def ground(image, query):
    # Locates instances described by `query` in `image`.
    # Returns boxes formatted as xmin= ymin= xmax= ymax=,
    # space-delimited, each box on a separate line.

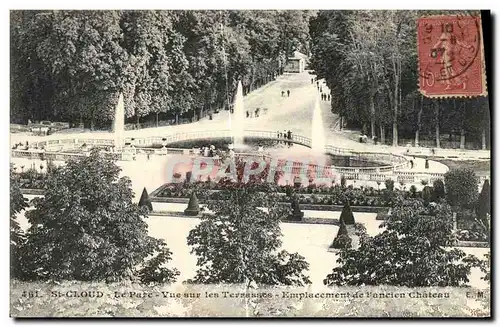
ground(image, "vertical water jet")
xmin=114 ymin=93 xmax=125 ymax=149
xmin=231 ymin=81 xmax=245 ymax=149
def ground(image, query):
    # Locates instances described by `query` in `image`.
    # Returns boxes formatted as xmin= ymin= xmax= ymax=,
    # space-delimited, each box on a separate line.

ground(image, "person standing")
xmin=425 ymin=159 xmax=429 ymax=169
xmin=281 ymin=90 xmax=285 ymax=97
xmin=287 ymin=130 xmax=292 ymax=146
xmin=287 ymin=90 xmax=290 ymax=97
xmin=311 ymin=78 xmax=314 ymax=84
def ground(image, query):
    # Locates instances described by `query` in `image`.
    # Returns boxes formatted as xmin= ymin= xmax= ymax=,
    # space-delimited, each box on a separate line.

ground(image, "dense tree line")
xmin=10 ymin=10 xmax=312 ymax=128
xmin=309 ymin=10 xmax=490 ymax=149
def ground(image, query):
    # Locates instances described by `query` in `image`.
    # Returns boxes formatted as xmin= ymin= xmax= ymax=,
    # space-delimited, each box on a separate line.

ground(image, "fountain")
xmin=311 ymin=94 xmax=326 ymax=155
xmin=231 ymin=81 xmax=245 ymax=149
xmin=114 ymin=93 xmax=125 ymax=149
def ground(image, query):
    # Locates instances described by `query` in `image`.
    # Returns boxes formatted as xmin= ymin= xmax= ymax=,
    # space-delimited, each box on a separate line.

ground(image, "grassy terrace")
xmin=435 ymin=160 xmax=490 ymax=177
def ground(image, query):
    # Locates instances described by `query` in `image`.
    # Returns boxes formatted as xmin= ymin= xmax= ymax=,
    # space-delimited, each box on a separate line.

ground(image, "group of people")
xmin=12 ymin=141 xmax=45 ymax=152
xmin=407 ymin=158 xmax=430 ymax=170
xmin=246 ymin=108 xmax=262 ymax=118
xmin=320 ymin=93 xmax=330 ymax=101
xmin=12 ymin=141 xmax=30 ymax=150
xmin=312 ymin=77 xmax=331 ymax=101
xmin=358 ymin=134 xmax=369 ymax=143
xmin=357 ymin=134 xmax=381 ymax=145
xmin=281 ymin=90 xmax=291 ymax=97
xmin=199 ymin=144 xmax=218 ymax=158
xmin=315 ymin=81 xmax=323 ymax=93
xmin=277 ymin=130 xmax=293 ymax=147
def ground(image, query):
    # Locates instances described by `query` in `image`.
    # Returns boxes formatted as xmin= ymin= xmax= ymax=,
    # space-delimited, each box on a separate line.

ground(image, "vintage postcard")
xmin=10 ymin=9 xmax=491 ymax=318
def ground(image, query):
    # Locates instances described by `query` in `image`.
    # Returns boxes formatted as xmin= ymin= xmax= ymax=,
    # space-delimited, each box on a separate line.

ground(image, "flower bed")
xmin=13 ymin=169 xmax=46 ymax=189
xmin=151 ymin=182 xmax=412 ymax=208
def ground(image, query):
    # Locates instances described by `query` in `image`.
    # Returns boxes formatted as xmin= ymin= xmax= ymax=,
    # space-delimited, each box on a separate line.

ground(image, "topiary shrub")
xmin=288 ymin=198 xmax=304 ymax=221
xmin=185 ymin=171 xmax=192 ymax=184
xmin=422 ymin=186 xmax=433 ymax=204
xmin=184 ymin=192 xmax=200 ymax=216
xmin=432 ymin=179 xmax=445 ymax=201
xmin=330 ymin=220 xmax=352 ymax=249
xmin=385 ymin=179 xmax=394 ymax=191
xmin=341 ymin=175 xmax=346 ymax=188
xmin=138 ymin=187 xmax=153 ymax=212
xmin=340 ymin=202 xmax=355 ymax=225
xmin=409 ymin=185 xmax=417 ymax=198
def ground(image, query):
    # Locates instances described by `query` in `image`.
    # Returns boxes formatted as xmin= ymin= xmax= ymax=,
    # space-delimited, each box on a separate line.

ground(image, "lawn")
xmin=436 ymin=160 xmax=490 ymax=176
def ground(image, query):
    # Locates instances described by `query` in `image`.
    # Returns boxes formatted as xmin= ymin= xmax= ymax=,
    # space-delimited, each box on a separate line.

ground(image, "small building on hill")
xmin=284 ymin=51 xmax=308 ymax=73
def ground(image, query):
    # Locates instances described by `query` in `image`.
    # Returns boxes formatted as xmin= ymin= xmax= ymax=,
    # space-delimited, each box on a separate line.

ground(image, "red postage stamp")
xmin=417 ymin=14 xmax=487 ymax=97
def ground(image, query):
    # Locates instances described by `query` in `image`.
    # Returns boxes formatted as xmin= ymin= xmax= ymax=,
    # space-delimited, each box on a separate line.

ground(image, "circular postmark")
xmin=418 ymin=12 xmax=482 ymax=86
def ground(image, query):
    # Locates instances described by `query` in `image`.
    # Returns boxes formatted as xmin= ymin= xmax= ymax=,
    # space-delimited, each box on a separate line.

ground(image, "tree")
xmin=187 ymin=185 xmax=311 ymax=286
xmin=20 ymin=149 xmax=179 ymax=283
xmin=11 ymin=10 xmax=313 ymax=129
xmin=309 ymin=11 xmax=489 ymax=149
xmin=10 ymin=165 xmax=28 ymax=278
xmin=475 ymin=179 xmax=491 ymax=237
xmin=444 ymin=168 xmax=479 ymax=209
xmin=324 ymin=199 xmax=483 ymax=286
xmin=138 ymin=187 xmax=153 ymax=212
xmin=477 ymin=179 xmax=490 ymax=220
xmin=330 ymin=219 xmax=352 ymax=249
